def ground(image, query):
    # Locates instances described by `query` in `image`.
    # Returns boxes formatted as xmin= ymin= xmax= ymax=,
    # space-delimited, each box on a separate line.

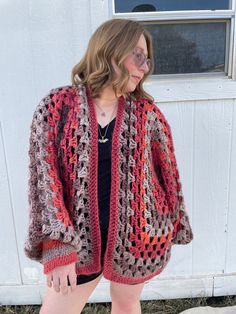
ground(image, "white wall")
xmin=0 ymin=0 xmax=236 ymax=305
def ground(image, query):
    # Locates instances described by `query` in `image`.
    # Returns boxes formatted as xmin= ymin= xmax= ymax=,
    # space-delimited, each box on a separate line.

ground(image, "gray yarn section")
xmin=41 ymin=243 xmax=76 ymax=265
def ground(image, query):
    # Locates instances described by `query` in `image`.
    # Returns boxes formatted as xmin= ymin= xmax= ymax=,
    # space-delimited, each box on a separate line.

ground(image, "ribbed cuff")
xmin=42 ymin=240 xmax=79 ymax=274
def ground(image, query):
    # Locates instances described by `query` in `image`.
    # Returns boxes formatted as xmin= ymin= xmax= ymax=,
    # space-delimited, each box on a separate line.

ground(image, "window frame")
xmin=111 ymin=0 xmax=236 ymax=88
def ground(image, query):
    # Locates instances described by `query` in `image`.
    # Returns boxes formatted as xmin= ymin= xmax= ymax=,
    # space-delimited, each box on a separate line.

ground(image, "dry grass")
xmin=0 ymin=296 xmax=236 ymax=314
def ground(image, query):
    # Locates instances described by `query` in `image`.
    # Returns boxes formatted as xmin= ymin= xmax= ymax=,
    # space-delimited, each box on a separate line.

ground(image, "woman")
xmin=24 ymin=18 xmax=193 ymax=314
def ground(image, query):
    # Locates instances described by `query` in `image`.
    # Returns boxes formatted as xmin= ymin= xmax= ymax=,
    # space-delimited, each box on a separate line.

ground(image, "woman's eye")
xmin=136 ymin=53 xmax=143 ymax=61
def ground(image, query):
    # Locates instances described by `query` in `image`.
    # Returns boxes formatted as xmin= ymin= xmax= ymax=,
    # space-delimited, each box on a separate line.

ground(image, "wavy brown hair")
xmin=71 ymin=18 xmax=154 ymax=101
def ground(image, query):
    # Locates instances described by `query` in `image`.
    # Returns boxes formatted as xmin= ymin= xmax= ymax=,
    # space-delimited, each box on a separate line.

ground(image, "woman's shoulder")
xmin=34 ymin=84 xmax=86 ymax=114
xmin=134 ymin=96 xmax=169 ymax=127
xmin=43 ymin=84 xmax=81 ymax=102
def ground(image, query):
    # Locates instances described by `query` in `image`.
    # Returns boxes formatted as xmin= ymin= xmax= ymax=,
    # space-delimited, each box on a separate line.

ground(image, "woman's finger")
xmin=59 ymin=274 xmax=69 ymax=295
xmin=68 ymin=269 xmax=77 ymax=292
xmin=46 ymin=273 xmax=53 ymax=288
xmin=52 ymin=273 xmax=60 ymax=293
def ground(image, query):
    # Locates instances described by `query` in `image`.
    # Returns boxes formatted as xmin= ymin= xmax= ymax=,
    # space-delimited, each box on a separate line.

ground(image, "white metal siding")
xmin=0 ymin=0 xmax=236 ymax=305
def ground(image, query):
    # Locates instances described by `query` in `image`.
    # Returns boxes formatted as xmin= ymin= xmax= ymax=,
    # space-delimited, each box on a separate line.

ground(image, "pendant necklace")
xmin=95 ymin=100 xmax=118 ymax=144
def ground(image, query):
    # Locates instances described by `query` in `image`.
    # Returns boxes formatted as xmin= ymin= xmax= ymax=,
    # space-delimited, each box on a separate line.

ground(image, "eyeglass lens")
xmin=133 ymin=51 xmax=151 ymax=70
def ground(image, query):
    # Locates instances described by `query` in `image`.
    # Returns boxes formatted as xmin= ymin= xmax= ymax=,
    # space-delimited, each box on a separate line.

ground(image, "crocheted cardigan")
xmin=24 ymin=84 xmax=193 ymax=285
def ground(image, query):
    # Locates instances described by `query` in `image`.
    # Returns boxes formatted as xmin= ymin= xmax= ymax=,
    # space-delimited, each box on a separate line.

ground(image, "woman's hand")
xmin=46 ymin=262 xmax=77 ymax=294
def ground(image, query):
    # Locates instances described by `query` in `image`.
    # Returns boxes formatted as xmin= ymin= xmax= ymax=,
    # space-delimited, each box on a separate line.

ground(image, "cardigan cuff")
xmin=42 ymin=239 xmax=79 ymax=274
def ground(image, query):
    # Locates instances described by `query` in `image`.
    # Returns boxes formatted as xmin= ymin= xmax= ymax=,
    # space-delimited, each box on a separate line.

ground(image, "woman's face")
xmin=112 ymin=33 xmax=150 ymax=94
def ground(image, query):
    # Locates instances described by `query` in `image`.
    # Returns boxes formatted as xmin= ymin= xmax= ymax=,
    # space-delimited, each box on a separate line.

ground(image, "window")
xmin=113 ymin=1 xmax=235 ymax=78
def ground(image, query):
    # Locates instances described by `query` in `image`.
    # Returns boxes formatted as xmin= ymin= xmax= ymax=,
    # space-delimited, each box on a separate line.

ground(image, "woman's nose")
xmin=139 ymin=61 xmax=149 ymax=74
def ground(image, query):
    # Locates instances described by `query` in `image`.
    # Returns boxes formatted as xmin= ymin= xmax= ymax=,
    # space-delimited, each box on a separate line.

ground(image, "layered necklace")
xmin=95 ymin=100 xmax=118 ymax=144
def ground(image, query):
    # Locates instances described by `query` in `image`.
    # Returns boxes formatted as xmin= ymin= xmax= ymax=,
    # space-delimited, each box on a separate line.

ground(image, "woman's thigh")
xmin=40 ymin=273 xmax=103 ymax=314
xmin=110 ymin=281 xmax=146 ymax=304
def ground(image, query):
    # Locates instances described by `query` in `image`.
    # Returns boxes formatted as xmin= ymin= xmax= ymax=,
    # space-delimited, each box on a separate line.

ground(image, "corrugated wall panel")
xmin=192 ymin=99 xmax=233 ymax=275
xmin=0 ymin=122 xmax=21 ymax=285
xmin=226 ymin=99 xmax=236 ymax=274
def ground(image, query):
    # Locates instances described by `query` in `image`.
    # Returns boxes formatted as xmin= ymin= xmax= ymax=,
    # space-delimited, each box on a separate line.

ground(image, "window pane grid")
xmin=144 ymin=21 xmax=227 ymax=75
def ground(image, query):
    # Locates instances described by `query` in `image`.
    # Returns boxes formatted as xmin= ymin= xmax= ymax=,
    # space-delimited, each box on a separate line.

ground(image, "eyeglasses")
xmin=132 ymin=49 xmax=152 ymax=72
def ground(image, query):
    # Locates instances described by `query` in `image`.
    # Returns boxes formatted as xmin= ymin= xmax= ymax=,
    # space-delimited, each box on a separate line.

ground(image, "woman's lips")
xmin=131 ymin=75 xmax=141 ymax=83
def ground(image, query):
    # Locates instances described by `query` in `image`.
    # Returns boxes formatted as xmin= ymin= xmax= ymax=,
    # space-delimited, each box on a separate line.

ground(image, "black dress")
xmin=68 ymin=117 xmax=116 ymax=286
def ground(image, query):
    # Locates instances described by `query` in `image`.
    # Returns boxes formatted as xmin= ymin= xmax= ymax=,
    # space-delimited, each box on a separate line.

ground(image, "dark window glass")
xmin=114 ymin=0 xmax=230 ymax=13
xmin=144 ymin=22 xmax=226 ymax=75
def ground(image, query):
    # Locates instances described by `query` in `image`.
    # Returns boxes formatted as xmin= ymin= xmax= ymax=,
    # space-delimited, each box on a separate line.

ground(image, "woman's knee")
xmin=110 ymin=281 xmax=145 ymax=305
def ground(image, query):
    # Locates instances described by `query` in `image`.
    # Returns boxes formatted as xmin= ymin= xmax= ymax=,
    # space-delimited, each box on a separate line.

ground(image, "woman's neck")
xmin=95 ymin=86 xmax=122 ymax=108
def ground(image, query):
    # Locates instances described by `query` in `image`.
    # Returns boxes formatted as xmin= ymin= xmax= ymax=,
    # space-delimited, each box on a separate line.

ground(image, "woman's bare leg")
xmin=110 ymin=281 xmax=145 ymax=314
xmin=39 ymin=273 xmax=103 ymax=314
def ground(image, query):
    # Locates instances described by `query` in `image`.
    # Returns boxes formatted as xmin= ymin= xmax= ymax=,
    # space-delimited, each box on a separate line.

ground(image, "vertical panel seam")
xmin=224 ymin=98 xmax=235 ymax=273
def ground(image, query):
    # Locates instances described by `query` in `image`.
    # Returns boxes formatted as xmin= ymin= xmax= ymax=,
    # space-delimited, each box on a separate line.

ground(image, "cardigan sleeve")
xmin=24 ymin=89 xmax=79 ymax=274
xmin=151 ymin=104 xmax=194 ymax=245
